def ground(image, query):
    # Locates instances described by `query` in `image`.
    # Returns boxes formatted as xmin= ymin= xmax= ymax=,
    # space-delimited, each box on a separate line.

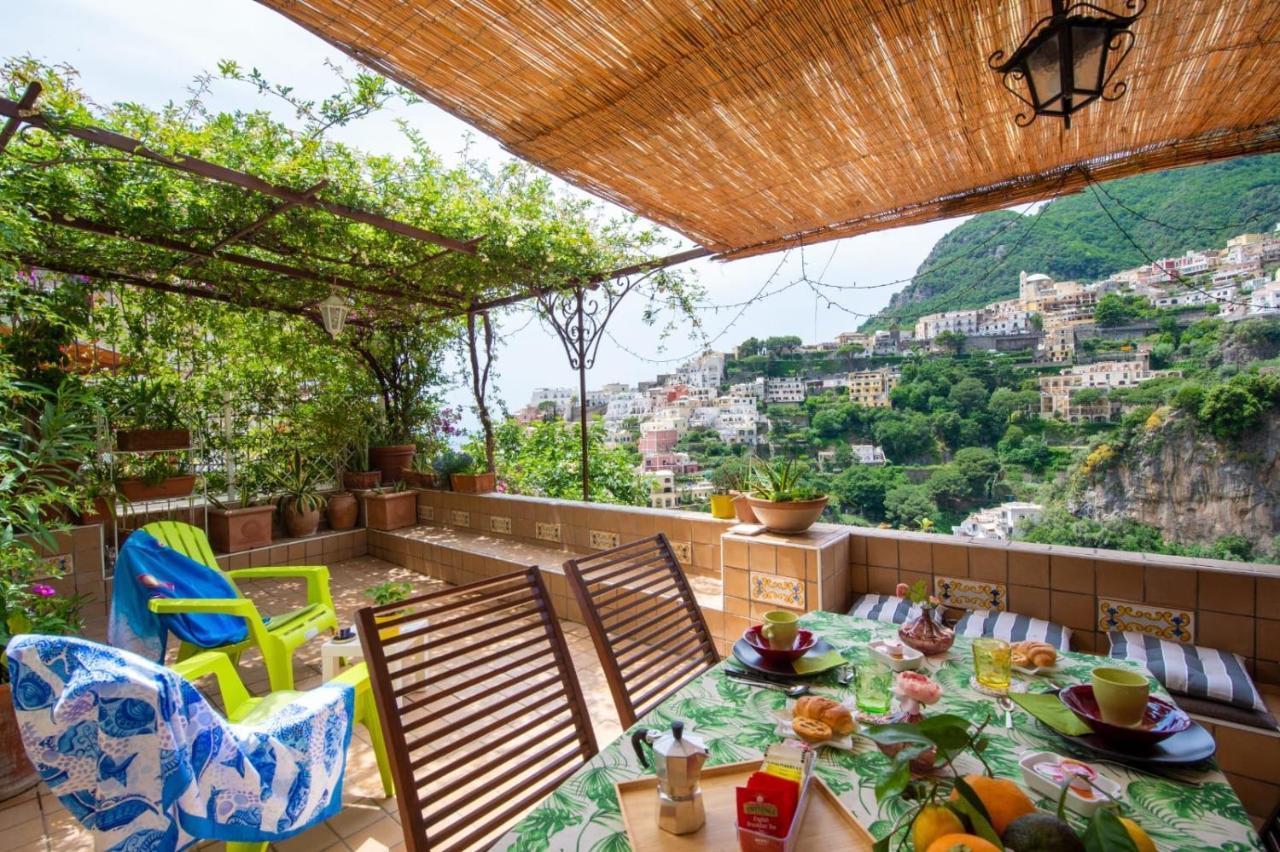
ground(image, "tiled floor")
xmin=3 ymin=555 xmax=622 ymax=852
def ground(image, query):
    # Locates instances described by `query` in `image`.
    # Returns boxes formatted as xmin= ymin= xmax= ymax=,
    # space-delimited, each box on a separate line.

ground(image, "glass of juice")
xmin=973 ymin=637 xmax=1013 ymax=691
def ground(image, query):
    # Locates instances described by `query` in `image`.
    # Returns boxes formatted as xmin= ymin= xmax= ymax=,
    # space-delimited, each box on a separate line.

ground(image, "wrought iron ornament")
xmin=990 ymin=0 xmax=1145 ymax=128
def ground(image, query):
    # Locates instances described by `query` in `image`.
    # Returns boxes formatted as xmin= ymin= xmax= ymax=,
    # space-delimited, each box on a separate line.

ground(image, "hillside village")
xmin=517 ymin=226 xmax=1280 ymax=543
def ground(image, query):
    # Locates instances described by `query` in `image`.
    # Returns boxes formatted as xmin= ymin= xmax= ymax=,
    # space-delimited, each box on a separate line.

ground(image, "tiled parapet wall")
xmin=847 ymin=526 xmax=1280 ymax=687
xmin=412 ymin=489 xmax=732 ymax=577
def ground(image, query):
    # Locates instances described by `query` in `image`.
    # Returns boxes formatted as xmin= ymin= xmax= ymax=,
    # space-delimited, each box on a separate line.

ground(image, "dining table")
xmin=492 ymin=610 xmax=1261 ymax=851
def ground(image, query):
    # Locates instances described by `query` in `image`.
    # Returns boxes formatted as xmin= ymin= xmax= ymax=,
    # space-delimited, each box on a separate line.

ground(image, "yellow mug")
xmin=1092 ymin=666 xmax=1150 ymax=727
xmin=761 ymin=610 xmax=799 ymax=650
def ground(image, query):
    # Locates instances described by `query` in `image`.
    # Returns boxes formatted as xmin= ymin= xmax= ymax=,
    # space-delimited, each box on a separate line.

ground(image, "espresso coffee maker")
xmin=631 ymin=720 xmax=709 ymax=835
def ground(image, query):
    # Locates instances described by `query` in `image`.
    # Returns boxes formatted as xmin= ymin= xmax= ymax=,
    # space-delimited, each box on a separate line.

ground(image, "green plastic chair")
xmin=141 ymin=520 xmax=338 ymax=691
xmin=170 ymin=650 xmax=394 ymax=852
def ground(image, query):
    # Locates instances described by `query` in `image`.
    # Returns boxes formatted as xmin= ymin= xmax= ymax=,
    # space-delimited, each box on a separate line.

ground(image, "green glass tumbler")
xmin=855 ymin=662 xmax=893 ymax=714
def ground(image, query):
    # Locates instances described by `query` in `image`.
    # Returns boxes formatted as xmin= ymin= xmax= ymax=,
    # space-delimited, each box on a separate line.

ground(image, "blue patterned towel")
xmin=6 ymin=635 xmax=353 ymax=850
xmin=108 ymin=529 xmax=248 ymax=661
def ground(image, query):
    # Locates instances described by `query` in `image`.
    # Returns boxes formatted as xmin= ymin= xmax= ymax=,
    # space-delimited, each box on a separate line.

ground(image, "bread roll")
xmin=791 ymin=716 xmax=832 ymax=743
xmin=794 ymin=695 xmax=855 ymax=736
xmin=1011 ymin=640 xmax=1057 ymax=668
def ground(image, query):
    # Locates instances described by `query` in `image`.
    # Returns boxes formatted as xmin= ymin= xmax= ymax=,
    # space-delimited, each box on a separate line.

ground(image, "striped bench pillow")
xmin=848 ymin=593 xmax=941 ymax=625
xmin=955 ymin=609 xmax=1072 ymax=651
xmin=1107 ymin=630 xmax=1266 ymax=713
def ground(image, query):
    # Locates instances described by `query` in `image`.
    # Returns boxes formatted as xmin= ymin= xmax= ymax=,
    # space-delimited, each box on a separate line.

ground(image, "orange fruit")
xmin=925 ymin=834 xmax=1002 ymax=852
xmin=1120 ymin=817 xmax=1157 ymax=852
xmin=948 ymin=774 xmax=1036 ymax=835
xmin=912 ymin=804 xmax=965 ymax=851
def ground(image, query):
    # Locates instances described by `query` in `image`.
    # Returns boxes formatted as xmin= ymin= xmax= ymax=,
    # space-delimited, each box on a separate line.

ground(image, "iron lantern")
xmin=990 ymin=0 xmax=1144 ymax=128
xmin=318 ymin=291 xmax=352 ymax=337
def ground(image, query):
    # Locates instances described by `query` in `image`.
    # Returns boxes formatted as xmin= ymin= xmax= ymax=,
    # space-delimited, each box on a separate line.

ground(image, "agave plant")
xmin=749 ymin=456 xmax=819 ymax=503
xmin=271 ymin=451 xmax=327 ymax=515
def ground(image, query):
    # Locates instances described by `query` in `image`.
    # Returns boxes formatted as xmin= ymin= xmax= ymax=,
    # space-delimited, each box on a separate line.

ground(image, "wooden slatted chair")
xmin=564 ymin=533 xmax=720 ymax=728
xmin=358 ymin=566 xmax=598 ymax=851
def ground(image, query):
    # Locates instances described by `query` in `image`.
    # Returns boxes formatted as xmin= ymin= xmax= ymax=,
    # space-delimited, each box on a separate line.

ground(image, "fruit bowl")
xmin=742 ymin=626 xmax=816 ymax=664
xmin=1059 ymin=684 xmax=1192 ymax=746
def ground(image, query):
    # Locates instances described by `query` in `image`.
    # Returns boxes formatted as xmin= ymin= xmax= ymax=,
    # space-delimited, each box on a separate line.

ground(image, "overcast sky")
xmin=9 ymin=0 xmax=972 ymax=421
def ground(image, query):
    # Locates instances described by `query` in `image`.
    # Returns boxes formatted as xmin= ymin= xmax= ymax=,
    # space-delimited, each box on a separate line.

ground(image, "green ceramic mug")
xmin=1092 ymin=666 xmax=1150 ymax=727
xmin=761 ymin=610 xmax=799 ymax=650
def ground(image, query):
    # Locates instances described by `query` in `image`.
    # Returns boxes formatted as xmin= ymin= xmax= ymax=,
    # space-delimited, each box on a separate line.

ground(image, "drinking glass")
xmin=973 ymin=638 xmax=1012 ymax=691
xmin=855 ymin=662 xmax=893 ymax=714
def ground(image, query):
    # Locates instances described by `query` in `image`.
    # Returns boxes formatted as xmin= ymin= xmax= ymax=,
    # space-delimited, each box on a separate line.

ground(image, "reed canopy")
xmin=259 ymin=0 xmax=1280 ymax=258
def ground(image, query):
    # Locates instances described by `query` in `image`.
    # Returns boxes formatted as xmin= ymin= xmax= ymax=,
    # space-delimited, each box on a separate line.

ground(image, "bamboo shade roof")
xmin=258 ymin=0 xmax=1280 ymax=258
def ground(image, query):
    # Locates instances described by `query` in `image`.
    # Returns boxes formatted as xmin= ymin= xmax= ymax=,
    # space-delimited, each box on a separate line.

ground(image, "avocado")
xmin=1002 ymin=811 xmax=1086 ymax=852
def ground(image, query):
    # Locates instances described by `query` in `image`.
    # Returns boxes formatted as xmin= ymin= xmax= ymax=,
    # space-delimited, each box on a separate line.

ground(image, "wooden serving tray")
xmin=615 ymin=760 xmax=875 ymax=851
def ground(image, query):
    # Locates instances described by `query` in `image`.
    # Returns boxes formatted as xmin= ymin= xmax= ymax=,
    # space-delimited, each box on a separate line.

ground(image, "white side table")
xmin=320 ymin=621 xmax=429 ymax=687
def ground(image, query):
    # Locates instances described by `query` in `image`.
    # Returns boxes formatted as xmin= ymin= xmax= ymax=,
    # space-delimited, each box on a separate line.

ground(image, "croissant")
xmin=794 ymin=695 xmax=856 ymax=735
xmin=1011 ymin=641 xmax=1057 ymax=668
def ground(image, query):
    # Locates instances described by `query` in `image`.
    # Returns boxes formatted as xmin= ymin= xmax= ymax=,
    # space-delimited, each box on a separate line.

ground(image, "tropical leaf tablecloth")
xmin=493 ymin=611 xmax=1260 ymax=851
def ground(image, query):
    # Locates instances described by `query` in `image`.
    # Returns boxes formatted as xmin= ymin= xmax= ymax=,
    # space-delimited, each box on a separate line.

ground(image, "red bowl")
xmin=743 ymin=626 xmax=816 ymax=663
xmin=1059 ymin=684 xmax=1192 ymax=746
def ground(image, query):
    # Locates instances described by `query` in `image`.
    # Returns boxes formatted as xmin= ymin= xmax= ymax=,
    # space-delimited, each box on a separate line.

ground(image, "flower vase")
xmin=898 ymin=608 xmax=954 ymax=655
xmin=876 ymin=707 xmax=938 ymax=773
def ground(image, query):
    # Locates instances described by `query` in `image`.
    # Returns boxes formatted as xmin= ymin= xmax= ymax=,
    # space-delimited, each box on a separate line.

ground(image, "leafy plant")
xmin=409 ymin=453 xmax=436 ymax=475
xmin=749 ymin=457 xmax=822 ymax=502
xmin=433 ymin=449 xmax=474 ymax=479
xmin=209 ymin=458 xmax=270 ymax=510
xmin=270 ymin=451 xmax=327 ymax=515
xmin=118 ymin=453 xmax=189 ymax=486
xmin=364 ymin=580 xmax=412 ymax=606
xmin=106 ymin=376 xmax=186 ymax=431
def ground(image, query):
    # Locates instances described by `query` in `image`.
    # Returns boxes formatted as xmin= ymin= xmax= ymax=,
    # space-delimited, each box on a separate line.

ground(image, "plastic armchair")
xmin=141 ymin=521 xmax=338 ymax=690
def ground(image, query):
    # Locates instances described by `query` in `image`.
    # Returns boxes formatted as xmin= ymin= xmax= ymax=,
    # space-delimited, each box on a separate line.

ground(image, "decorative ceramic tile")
xmin=490 ymin=515 xmax=512 ymax=535
xmin=449 ymin=510 xmax=470 ymax=528
xmin=750 ymin=571 xmax=805 ymax=609
xmin=671 ymin=541 xmax=692 ymax=564
xmin=590 ymin=530 xmax=620 ymax=550
xmin=934 ymin=576 xmax=1006 ymax=612
xmin=41 ymin=554 xmax=73 ymax=575
xmin=418 ymin=505 xmax=434 ymax=522
xmin=536 ymin=522 xmax=562 ymax=544
xmin=1098 ymin=598 xmax=1194 ymax=643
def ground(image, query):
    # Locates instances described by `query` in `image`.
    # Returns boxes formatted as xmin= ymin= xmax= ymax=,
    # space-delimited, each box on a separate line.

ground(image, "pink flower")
xmin=894 ymin=582 xmax=910 ymax=598
xmin=927 ymin=595 xmax=941 ymax=608
xmin=894 ymin=671 xmax=943 ymax=706
xmin=31 ymin=584 xmax=56 ymax=598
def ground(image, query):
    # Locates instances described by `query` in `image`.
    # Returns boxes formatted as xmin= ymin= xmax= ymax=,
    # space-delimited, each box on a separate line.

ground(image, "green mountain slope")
xmin=862 ymin=155 xmax=1280 ymax=330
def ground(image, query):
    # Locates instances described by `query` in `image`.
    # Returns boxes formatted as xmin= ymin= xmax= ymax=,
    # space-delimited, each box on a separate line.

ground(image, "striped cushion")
xmin=1108 ymin=631 xmax=1266 ymax=713
xmin=848 ymin=594 xmax=941 ymax=625
xmin=955 ymin=609 xmax=1071 ymax=650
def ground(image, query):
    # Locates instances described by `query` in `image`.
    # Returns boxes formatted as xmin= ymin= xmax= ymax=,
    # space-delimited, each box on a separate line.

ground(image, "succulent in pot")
xmin=710 ymin=458 xmax=752 ymax=522
xmin=115 ymin=453 xmax=196 ymax=502
xmin=401 ymin=454 xmax=436 ymax=489
xmin=207 ymin=465 xmax=274 ymax=553
xmin=369 ymin=423 xmax=416 ymax=486
xmin=745 ymin=457 xmax=827 ymax=534
xmin=272 ymin=452 xmax=326 ymax=539
xmin=363 ymin=481 xmax=418 ymax=530
xmin=109 ymin=377 xmax=190 ymax=451
xmin=341 ymin=435 xmax=382 ymax=491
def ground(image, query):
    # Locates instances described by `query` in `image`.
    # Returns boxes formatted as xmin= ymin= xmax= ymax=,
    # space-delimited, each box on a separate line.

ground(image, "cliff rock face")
xmin=1074 ymin=413 xmax=1280 ymax=547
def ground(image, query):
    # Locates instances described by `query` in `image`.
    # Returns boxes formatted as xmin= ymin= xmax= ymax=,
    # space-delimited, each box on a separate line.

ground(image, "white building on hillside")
xmin=529 ymin=387 xmax=577 ymax=420
xmin=954 ymin=502 xmax=1043 ymax=540
xmin=915 ymin=309 xmax=981 ymax=339
xmin=765 ymin=377 xmax=806 ymax=403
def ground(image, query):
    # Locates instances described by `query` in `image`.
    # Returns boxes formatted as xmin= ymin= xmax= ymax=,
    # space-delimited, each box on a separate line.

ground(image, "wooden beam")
xmin=0 ymin=82 xmax=40 ymax=155
xmin=0 ymin=93 xmax=479 ymax=254
xmin=206 ymin=179 xmax=328 ymax=253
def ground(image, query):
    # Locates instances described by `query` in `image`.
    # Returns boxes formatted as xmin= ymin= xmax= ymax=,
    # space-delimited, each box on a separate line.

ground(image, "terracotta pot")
xmin=731 ymin=492 xmax=758 ymax=523
xmin=402 ymin=470 xmax=436 ymax=489
xmin=369 ymin=444 xmax=416 ymax=485
xmin=364 ymin=491 xmax=418 ymax=531
xmin=709 ymin=493 xmax=736 ymax=519
xmin=281 ymin=499 xmax=321 ymax=538
xmin=0 ymin=684 xmax=40 ymax=802
xmin=327 ymin=492 xmax=358 ymax=531
xmin=208 ymin=504 xmax=274 ymax=553
xmin=117 ymin=474 xmax=197 ymax=503
xmin=115 ymin=428 xmax=190 ymax=452
xmin=342 ymin=470 xmax=382 ymax=490
xmin=745 ymin=496 xmax=828 ymax=534
xmin=450 ymin=472 xmax=496 ymax=493
xmin=898 ymin=609 xmax=955 ymax=656
xmin=77 ymin=496 xmax=115 ymax=528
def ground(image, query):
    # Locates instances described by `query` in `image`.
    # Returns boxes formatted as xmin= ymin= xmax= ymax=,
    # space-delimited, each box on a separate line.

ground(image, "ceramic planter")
xmin=281 ymin=499 xmax=321 ymax=538
xmin=115 ymin=428 xmax=190 ymax=452
xmin=450 ymin=472 xmax=496 ymax=493
xmin=369 ymin=444 xmax=415 ymax=485
xmin=731 ymin=492 xmax=759 ymax=523
xmin=342 ymin=470 xmax=382 ymax=490
xmin=709 ymin=493 xmax=736 ymax=519
xmin=208 ymin=504 xmax=274 ymax=553
xmin=327 ymin=492 xmax=359 ymax=531
xmin=364 ymin=490 xmax=418 ymax=531
xmin=0 ymin=683 xmax=40 ymax=802
xmin=77 ymin=496 xmax=116 ymax=528
xmin=117 ymin=474 xmax=197 ymax=503
xmin=402 ymin=470 xmax=436 ymax=489
xmin=745 ymin=496 xmax=828 ymax=534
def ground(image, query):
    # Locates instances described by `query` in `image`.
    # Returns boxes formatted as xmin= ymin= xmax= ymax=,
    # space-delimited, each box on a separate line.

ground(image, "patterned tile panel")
xmin=934 ymin=576 xmax=1006 ymax=612
xmin=449 ymin=510 xmax=470 ymax=528
xmin=670 ymin=541 xmax=692 ymax=564
xmin=589 ymin=530 xmax=620 ymax=550
xmin=42 ymin=554 xmax=73 ymax=574
xmin=536 ymin=522 xmax=562 ymax=544
xmin=750 ymin=571 xmax=805 ymax=610
xmin=1098 ymin=598 xmax=1194 ymax=644
xmin=417 ymin=504 xmax=434 ymax=522
xmin=490 ymin=516 xmax=512 ymax=535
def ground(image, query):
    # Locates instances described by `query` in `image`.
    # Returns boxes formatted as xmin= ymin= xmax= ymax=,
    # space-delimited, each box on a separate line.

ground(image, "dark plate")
xmin=731 ymin=637 xmax=838 ymax=679
xmin=1039 ymin=717 xmax=1216 ymax=767
xmin=742 ymin=626 xmax=817 ymax=664
xmin=1060 ymin=684 xmax=1192 ymax=746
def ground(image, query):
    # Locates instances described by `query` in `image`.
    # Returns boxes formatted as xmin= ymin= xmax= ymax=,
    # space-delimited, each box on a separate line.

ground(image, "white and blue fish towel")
xmin=6 ymin=635 xmax=353 ymax=850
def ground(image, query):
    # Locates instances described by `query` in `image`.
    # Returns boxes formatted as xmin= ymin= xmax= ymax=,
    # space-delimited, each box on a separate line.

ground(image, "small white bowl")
xmin=1019 ymin=751 xmax=1120 ymax=816
xmin=869 ymin=639 xmax=924 ymax=671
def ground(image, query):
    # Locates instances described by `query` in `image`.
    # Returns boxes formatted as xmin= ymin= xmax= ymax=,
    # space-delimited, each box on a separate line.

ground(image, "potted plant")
xmin=110 ymin=377 xmax=190 ymax=451
xmin=342 ymin=435 xmax=382 ymax=491
xmin=326 ymin=489 xmax=359 ymax=531
xmin=272 ymin=452 xmax=326 ymax=539
xmin=745 ymin=457 xmax=828 ymax=534
xmin=364 ymin=580 xmax=414 ymax=638
xmin=207 ymin=462 xmax=275 ymax=553
xmin=363 ymin=482 xmax=418 ymax=531
xmin=75 ymin=459 xmax=119 ymax=530
xmin=431 ymin=449 xmax=470 ymax=491
xmin=402 ymin=454 xmax=437 ymax=489
xmin=115 ymin=453 xmax=197 ymax=502
xmin=709 ymin=459 xmax=749 ymax=520
xmin=441 ymin=451 xmax=495 ymax=493
xmin=369 ymin=422 xmax=416 ymax=486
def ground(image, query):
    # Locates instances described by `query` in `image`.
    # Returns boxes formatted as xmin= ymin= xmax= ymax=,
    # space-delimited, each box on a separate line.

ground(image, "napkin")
xmin=792 ymin=650 xmax=846 ymax=675
xmin=1011 ymin=692 xmax=1094 ymax=736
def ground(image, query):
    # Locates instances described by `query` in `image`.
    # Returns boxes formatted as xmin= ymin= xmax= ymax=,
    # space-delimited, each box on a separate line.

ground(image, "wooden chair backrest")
xmin=564 ymin=533 xmax=719 ymax=728
xmin=358 ymin=566 xmax=598 ymax=852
